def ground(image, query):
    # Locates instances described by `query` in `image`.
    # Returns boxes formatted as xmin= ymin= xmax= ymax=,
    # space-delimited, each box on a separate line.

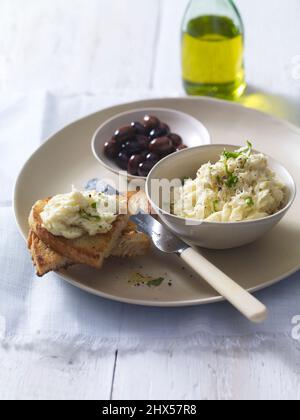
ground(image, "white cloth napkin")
xmin=1 ymin=91 xmax=300 ymax=351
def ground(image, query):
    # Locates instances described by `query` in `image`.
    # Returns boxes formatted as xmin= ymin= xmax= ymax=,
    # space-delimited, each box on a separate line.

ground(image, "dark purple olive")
xmin=127 ymin=154 xmax=145 ymax=176
xmin=131 ymin=121 xmax=147 ymax=136
xmin=146 ymin=152 xmax=159 ymax=164
xmin=117 ymin=151 xmax=130 ymax=170
xmin=104 ymin=140 xmax=120 ymax=159
xmin=160 ymin=122 xmax=170 ymax=134
xmin=121 ymin=139 xmax=143 ymax=155
xmin=177 ymin=144 xmax=188 ymax=151
xmin=149 ymin=136 xmax=174 ymax=156
xmin=138 ymin=160 xmax=156 ymax=177
xmin=149 ymin=126 xmax=169 ymax=140
xmin=140 ymin=150 xmax=149 ymax=159
xmin=143 ymin=115 xmax=161 ymax=132
xmin=165 ymin=146 xmax=176 ymax=156
xmin=136 ymin=135 xmax=149 ymax=150
xmin=113 ymin=126 xmax=136 ymax=144
xmin=168 ymin=133 xmax=183 ymax=147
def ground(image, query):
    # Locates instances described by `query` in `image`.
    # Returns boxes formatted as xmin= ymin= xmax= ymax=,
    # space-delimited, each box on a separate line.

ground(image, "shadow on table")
xmin=239 ymin=85 xmax=300 ymax=127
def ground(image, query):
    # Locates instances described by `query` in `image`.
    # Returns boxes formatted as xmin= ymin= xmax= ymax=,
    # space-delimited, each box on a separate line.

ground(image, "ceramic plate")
xmin=14 ymin=97 xmax=300 ymax=307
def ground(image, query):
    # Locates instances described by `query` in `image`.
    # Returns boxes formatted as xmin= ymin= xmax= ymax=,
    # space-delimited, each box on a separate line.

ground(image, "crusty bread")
xmin=28 ymin=223 xmax=151 ymax=277
xmin=28 ymin=195 xmax=151 ymax=277
xmin=28 ymin=230 xmax=72 ymax=276
xmin=29 ymin=199 xmax=128 ymax=269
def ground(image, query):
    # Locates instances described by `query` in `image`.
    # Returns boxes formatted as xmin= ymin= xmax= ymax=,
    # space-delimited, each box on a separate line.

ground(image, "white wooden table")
xmin=1 ymin=0 xmax=300 ymax=400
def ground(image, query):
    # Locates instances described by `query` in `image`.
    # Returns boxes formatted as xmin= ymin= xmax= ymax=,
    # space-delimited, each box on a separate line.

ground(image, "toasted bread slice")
xmin=28 ymin=230 xmax=72 ymax=276
xmin=28 ymin=222 xmax=150 ymax=276
xmin=29 ymin=199 xmax=128 ymax=269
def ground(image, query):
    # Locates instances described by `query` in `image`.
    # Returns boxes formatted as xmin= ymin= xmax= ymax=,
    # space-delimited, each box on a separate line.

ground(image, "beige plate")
xmin=14 ymin=97 xmax=300 ymax=307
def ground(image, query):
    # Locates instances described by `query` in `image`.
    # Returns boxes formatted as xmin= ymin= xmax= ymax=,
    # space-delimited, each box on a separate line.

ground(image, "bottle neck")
xmin=188 ymin=0 xmax=237 ymax=11
xmin=184 ymin=0 xmax=243 ymax=34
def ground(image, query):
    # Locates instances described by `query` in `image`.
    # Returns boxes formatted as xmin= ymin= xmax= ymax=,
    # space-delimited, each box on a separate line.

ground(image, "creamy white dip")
xmin=173 ymin=143 xmax=285 ymax=222
xmin=40 ymin=190 xmax=118 ymax=239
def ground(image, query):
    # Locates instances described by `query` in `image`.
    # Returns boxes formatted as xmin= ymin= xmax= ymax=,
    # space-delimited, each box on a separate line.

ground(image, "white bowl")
xmin=146 ymin=144 xmax=296 ymax=250
xmin=92 ymin=107 xmax=211 ymax=180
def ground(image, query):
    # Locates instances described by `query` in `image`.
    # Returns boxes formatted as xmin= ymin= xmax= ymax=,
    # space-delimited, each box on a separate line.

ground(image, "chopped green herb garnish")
xmin=91 ymin=202 xmax=97 ymax=209
xmin=222 ymin=142 xmax=253 ymax=188
xmin=80 ymin=209 xmax=101 ymax=221
xmin=147 ymin=277 xmax=165 ymax=288
xmin=216 ymin=175 xmax=222 ymax=184
xmin=223 ymin=150 xmax=241 ymax=159
xmin=226 ymin=174 xmax=238 ymax=188
xmin=224 ymin=160 xmax=230 ymax=175
xmin=213 ymin=200 xmax=219 ymax=212
xmin=245 ymin=197 xmax=254 ymax=206
xmin=246 ymin=140 xmax=253 ymax=152
xmin=129 ymin=273 xmax=166 ymax=288
xmin=223 ymin=141 xmax=253 ymax=161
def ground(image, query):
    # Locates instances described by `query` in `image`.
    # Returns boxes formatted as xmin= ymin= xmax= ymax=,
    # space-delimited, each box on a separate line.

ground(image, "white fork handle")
xmin=180 ymin=248 xmax=268 ymax=323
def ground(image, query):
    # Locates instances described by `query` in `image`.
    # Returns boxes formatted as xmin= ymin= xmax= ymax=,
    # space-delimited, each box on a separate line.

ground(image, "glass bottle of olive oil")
xmin=182 ymin=0 xmax=246 ymax=100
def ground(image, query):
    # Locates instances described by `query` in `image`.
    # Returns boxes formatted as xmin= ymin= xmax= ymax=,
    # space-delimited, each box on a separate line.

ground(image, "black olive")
xmin=149 ymin=126 xmax=169 ymax=140
xmin=149 ymin=136 xmax=174 ymax=156
xmin=131 ymin=121 xmax=147 ymax=136
xmin=113 ymin=126 xmax=136 ymax=143
xmin=160 ymin=122 xmax=171 ymax=134
xmin=117 ymin=151 xmax=130 ymax=170
xmin=146 ymin=152 xmax=159 ymax=164
xmin=109 ymin=117 xmax=180 ymax=169
xmin=138 ymin=160 xmax=156 ymax=177
xmin=140 ymin=150 xmax=149 ymax=159
xmin=143 ymin=115 xmax=161 ymax=132
xmin=177 ymin=144 xmax=188 ymax=151
xmin=128 ymin=154 xmax=145 ymax=176
xmin=104 ymin=140 xmax=120 ymax=159
xmin=136 ymin=135 xmax=149 ymax=150
xmin=165 ymin=146 xmax=177 ymax=156
xmin=121 ymin=139 xmax=143 ymax=155
xmin=168 ymin=133 xmax=183 ymax=147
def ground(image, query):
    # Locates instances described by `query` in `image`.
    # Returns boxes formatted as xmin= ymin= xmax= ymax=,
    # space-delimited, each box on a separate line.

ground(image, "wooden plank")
xmin=152 ymin=0 xmax=188 ymax=94
xmin=236 ymin=0 xmax=300 ymax=98
xmin=235 ymin=0 xmax=300 ymax=125
xmin=113 ymin=349 xmax=218 ymax=400
xmin=113 ymin=340 xmax=300 ymax=400
xmin=0 ymin=343 xmax=116 ymax=400
xmin=0 ymin=0 xmax=161 ymax=93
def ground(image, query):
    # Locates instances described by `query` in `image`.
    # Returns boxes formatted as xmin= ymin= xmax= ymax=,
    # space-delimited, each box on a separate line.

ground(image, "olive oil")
xmin=182 ymin=13 xmax=246 ymax=100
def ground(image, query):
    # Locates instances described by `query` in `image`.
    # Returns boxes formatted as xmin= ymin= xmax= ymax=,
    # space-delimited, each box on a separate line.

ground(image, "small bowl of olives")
xmin=92 ymin=108 xmax=210 ymax=180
